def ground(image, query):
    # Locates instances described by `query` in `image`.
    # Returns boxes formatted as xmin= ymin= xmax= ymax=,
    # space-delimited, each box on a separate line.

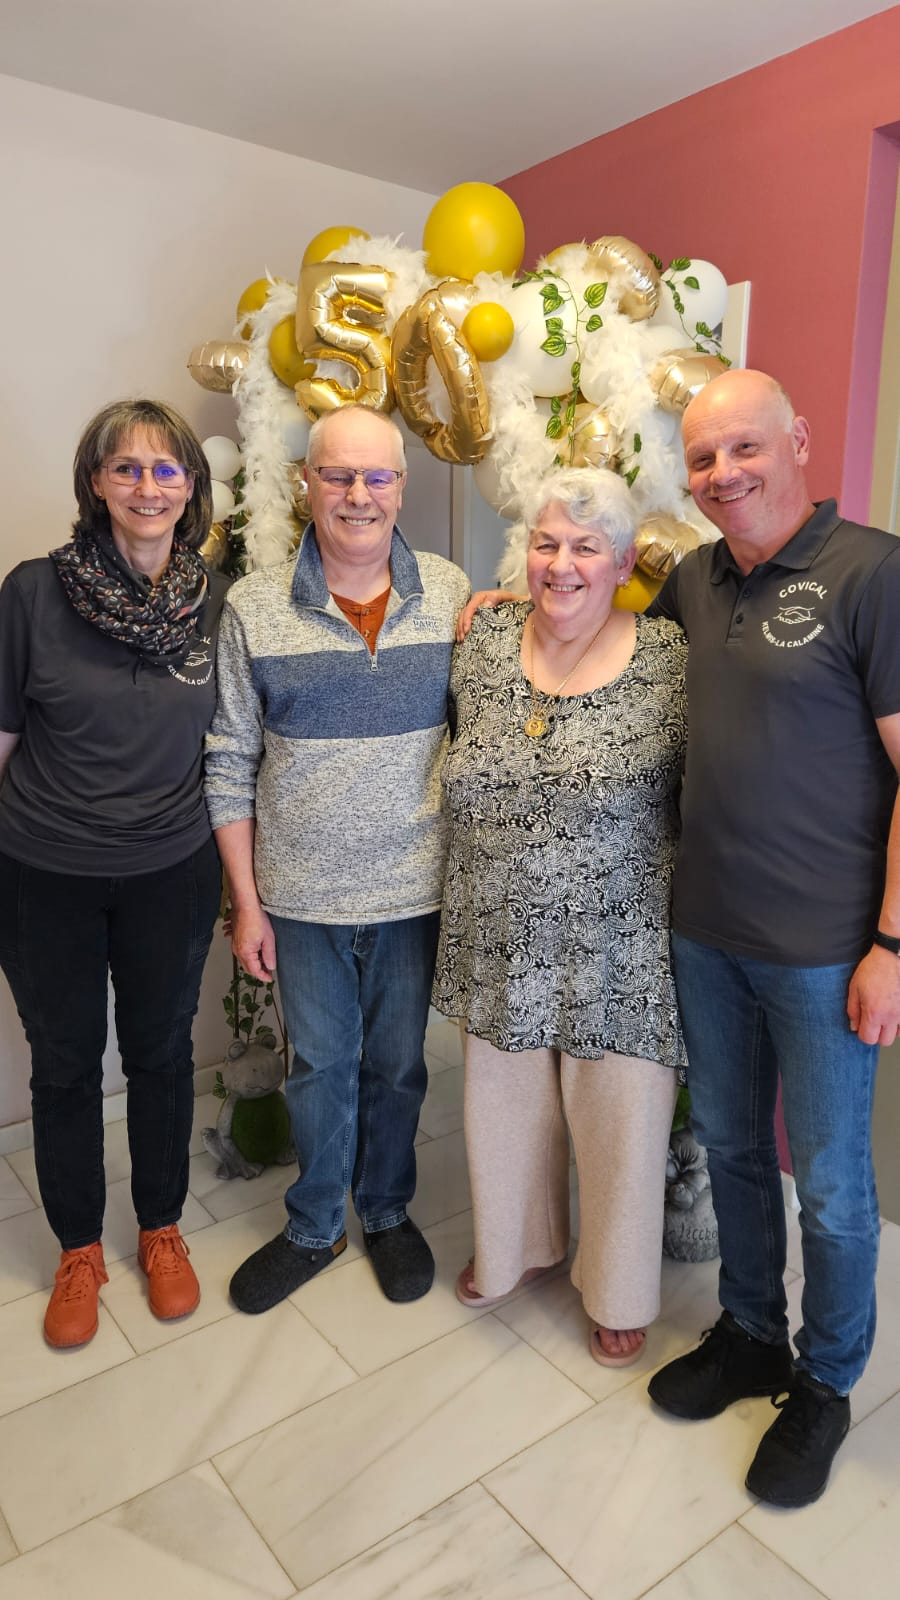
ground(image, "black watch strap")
xmin=873 ymin=929 xmax=900 ymax=954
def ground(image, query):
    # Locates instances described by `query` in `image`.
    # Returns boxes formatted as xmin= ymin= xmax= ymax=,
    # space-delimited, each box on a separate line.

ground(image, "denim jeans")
xmin=270 ymin=912 xmax=440 ymax=1249
xmin=0 ymin=839 xmax=221 ymax=1249
xmin=672 ymin=932 xmax=880 ymax=1394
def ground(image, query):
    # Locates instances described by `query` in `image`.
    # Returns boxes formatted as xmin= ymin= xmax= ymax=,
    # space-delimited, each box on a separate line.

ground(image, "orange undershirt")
xmin=331 ymin=585 xmax=392 ymax=654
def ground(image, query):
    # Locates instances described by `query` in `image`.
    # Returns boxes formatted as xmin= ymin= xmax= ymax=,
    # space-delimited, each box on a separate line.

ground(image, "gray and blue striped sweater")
xmin=204 ymin=526 xmax=471 ymax=924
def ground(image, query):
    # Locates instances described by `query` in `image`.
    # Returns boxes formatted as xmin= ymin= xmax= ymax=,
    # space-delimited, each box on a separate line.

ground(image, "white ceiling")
xmin=1 ymin=0 xmax=896 ymax=193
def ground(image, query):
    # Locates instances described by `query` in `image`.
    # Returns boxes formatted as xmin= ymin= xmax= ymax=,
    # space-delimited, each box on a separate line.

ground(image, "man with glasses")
xmin=205 ymin=404 xmax=470 ymax=1310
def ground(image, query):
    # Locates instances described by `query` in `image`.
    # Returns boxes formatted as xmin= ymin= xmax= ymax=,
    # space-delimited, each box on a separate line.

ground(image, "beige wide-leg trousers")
xmin=463 ymin=1034 xmax=678 ymax=1329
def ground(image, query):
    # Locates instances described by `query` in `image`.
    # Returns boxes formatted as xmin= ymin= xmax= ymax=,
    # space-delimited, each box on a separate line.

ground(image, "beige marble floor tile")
xmin=100 ymin=1197 xmax=293 ymax=1352
xmin=0 ymin=1157 xmax=34 ymax=1222
xmin=414 ymin=1125 xmax=430 ymax=1145
xmin=300 ymin=1482 xmax=584 ymax=1599
xmin=486 ymin=1385 xmax=778 ymax=1600
xmin=189 ymin=1090 xmax=225 ymax=1155
xmin=187 ymin=1148 xmax=301 ymax=1221
xmin=412 ymin=1129 xmax=471 ymax=1229
xmin=0 ymin=1177 xmax=210 ymax=1310
xmin=297 ymin=1210 xmax=479 ymax=1374
xmin=0 ymin=1289 xmax=133 ymax=1417
xmin=424 ymin=1016 xmax=463 ymax=1068
xmin=643 ymin=1525 xmax=824 ymax=1599
xmin=0 ymin=1464 xmax=294 ymax=1600
xmin=0 ymin=1300 xmax=354 ymax=1552
xmin=215 ymin=1315 xmax=591 ymax=1590
xmin=742 ymin=1387 xmax=900 ymax=1600
xmin=0 ymin=1509 xmax=15 ymax=1568
xmin=417 ymin=1062 xmax=464 ymax=1140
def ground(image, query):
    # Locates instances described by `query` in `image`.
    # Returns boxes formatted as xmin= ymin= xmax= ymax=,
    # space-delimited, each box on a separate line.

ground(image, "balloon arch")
xmin=188 ymin=183 xmax=730 ymax=604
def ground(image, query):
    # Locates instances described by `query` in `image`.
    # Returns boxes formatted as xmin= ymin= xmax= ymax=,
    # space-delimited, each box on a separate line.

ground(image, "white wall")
xmin=0 ymin=74 xmax=440 ymax=1126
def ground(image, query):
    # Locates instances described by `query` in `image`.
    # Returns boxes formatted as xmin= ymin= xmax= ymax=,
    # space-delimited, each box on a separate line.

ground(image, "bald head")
xmin=681 ymin=368 xmax=814 ymax=565
xmin=307 ymin=404 xmax=406 ymax=471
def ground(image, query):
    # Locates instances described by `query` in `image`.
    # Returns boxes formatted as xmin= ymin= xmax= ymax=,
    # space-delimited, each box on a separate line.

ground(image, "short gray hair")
xmin=306 ymin=404 xmax=407 ymax=471
xmin=522 ymin=466 xmax=637 ymax=562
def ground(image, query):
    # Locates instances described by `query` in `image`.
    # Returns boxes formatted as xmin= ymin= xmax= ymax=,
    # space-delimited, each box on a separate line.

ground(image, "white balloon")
xmin=473 ymin=453 xmax=520 ymax=518
xmin=201 ymin=435 xmax=242 ymax=481
xmin=277 ymin=397 xmax=310 ymax=462
xmin=508 ymin=280 xmax=579 ymax=397
xmin=654 ymin=260 xmax=729 ymax=341
xmin=211 ymin=479 xmax=236 ymax=521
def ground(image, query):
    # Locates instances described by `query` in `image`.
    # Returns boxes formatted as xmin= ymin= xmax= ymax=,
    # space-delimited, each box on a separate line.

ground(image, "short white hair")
xmin=522 ymin=466 xmax=638 ymax=562
xmin=306 ymin=404 xmax=407 ymax=470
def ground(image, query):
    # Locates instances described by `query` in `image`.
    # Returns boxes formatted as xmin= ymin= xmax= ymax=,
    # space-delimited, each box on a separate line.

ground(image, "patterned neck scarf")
xmin=50 ymin=529 xmax=209 ymax=666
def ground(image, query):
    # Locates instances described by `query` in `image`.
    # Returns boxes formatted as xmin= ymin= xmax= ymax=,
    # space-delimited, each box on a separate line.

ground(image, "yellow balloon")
xmin=461 ymin=302 xmax=515 ymax=363
xmin=268 ymin=317 xmax=314 ymax=388
xmin=423 ymin=183 xmax=525 ymax=281
xmin=301 ymin=226 xmax=371 ymax=267
xmin=612 ymin=568 xmax=664 ymax=614
xmin=237 ymin=278 xmax=274 ymax=338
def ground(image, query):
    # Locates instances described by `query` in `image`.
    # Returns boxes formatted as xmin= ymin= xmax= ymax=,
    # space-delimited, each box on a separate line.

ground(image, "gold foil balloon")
xmin=295 ymin=261 xmax=394 ymax=418
xmin=423 ymin=183 xmax=525 ymax=281
xmin=635 ymin=514 xmax=703 ymax=580
xmin=392 ymin=281 xmax=491 ymax=465
xmin=612 ymin=568 xmax=664 ymax=613
xmin=569 ymin=404 xmax=621 ymax=470
xmin=199 ymin=522 xmax=230 ymax=569
xmin=651 ymin=348 xmax=725 ymax=413
xmin=187 ymin=341 xmax=250 ymax=393
xmin=588 ymin=236 xmax=661 ymax=321
xmin=461 ymin=302 xmax=515 ymax=363
xmin=301 ymin=226 xmax=370 ymax=267
xmin=268 ymin=317 xmax=314 ymax=388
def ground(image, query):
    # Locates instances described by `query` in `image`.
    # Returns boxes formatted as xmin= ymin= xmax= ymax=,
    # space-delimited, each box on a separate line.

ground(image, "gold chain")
xmin=524 ymin=613 xmax=608 ymax=739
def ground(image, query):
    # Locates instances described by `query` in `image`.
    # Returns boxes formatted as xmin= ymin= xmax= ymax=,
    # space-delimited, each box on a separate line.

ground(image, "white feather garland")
xmin=233 ymin=279 xmax=304 ymax=568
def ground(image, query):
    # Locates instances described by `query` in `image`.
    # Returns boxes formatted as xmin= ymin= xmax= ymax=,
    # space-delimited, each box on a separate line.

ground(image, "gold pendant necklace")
xmin=524 ymin=613 xmax=607 ymax=739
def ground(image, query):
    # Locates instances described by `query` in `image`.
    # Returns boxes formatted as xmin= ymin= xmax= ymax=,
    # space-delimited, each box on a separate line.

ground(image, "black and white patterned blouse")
xmin=432 ymin=603 xmax=688 ymax=1071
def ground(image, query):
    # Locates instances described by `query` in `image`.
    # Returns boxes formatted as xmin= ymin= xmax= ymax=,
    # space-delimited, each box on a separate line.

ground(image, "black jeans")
xmin=0 ymin=838 xmax=221 ymax=1249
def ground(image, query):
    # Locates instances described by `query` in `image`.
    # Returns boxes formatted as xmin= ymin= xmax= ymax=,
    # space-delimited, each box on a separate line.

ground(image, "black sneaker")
xmin=745 ymin=1371 xmax=851 ymax=1507
xmin=648 ymin=1312 xmax=794 ymax=1420
xmin=364 ymin=1218 xmax=434 ymax=1303
xmin=229 ymin=1231 xmax=347 ymax=1314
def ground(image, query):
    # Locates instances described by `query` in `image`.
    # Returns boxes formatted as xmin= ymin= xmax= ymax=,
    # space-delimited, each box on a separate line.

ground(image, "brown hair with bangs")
xmin=72 ymin=399 xmax=214 ymax=550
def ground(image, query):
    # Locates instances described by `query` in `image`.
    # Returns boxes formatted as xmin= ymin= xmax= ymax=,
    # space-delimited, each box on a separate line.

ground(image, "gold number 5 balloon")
xmin=392 ymin=280 xmax=491 ymax=465
xmin=294 ymin=262 xmax=395 ymax=418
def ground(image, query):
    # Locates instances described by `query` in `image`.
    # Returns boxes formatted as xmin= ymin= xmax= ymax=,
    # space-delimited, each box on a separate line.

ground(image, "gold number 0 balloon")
xmin=294 ymin=261 xmax=395 ymax=418
xmin=392 ymin=281 xmax=491 ymax=465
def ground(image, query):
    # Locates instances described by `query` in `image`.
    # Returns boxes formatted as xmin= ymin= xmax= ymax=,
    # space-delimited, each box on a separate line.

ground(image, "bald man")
xmin=647 ymin=369 xmax=900 ymax=1506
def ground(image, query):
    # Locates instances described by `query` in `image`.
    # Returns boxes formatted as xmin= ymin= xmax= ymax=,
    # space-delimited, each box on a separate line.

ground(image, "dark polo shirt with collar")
xmin=649 ymin=500 xmax=900 ymax=965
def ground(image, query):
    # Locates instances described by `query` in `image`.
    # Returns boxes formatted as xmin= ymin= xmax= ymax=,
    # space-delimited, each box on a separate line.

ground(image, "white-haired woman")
xmin=432 ymin=467 xmax=687 ymax=1365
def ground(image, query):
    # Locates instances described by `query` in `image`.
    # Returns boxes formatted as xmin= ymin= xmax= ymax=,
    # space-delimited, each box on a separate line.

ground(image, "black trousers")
xmin=0 ymin=838 xmax=221 ymax=1249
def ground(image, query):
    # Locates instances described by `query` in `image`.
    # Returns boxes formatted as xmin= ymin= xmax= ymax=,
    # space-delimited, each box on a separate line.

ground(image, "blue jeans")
xmin=0 ymin=840 xmax=221 ymax=1250
xmin=270 ymin=912 xmax=440 ymax=1249
xmin=672 ymin=933 xmax=880 ymax=1395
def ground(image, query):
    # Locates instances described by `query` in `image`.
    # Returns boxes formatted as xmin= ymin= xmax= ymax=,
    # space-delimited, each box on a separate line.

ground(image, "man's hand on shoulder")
xmin=231 ymin=903 xmax=277 ymax=984
xmin=456 ymin=589 xmax=526 ymax=641
xmin=847 ymin=945 xmax=900 ymax=1047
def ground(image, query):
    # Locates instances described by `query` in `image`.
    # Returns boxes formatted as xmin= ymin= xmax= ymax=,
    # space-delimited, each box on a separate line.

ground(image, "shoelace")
xmin=56 ymin=1250 xmax=106 ymax=1302
xmin=768 ymin=1383 xmax=830 ymax=1454
xmin=143 ymin=1229 xmax=191 ymax=1276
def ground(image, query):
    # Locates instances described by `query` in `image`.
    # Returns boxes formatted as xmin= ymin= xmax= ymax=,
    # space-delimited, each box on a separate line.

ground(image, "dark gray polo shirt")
xmin=649 ymin=500 xmax=900 ymax=965
xmin=0 ymin=556 xmax=228 ymax=876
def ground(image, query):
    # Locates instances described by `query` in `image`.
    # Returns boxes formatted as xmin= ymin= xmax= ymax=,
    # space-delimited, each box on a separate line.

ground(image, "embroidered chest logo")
xmin=761 ymin=581 xmax=827 ymax=650
xmin=167 ymin=633 xmax=213 ymax=685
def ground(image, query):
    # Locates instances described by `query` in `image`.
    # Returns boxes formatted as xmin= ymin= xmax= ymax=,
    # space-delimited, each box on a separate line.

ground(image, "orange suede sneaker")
xmin=138 ymin=1225 xmax=200 ymax=1320
xmin=44 ymin=1242 xmax=108 ymax=1348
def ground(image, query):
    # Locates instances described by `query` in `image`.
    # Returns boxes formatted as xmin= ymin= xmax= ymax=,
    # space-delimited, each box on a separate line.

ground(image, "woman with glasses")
xmin=0 ymin=399 xmax=227 ymax=1348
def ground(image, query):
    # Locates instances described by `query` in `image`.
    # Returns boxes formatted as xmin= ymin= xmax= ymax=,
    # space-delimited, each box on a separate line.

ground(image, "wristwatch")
xmin=873 ymin=929 xmax=900 ymax=954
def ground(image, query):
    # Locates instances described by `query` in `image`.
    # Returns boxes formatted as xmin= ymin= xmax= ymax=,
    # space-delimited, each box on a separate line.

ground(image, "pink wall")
xmin=499 ymin=8 xmax=900 ymax=519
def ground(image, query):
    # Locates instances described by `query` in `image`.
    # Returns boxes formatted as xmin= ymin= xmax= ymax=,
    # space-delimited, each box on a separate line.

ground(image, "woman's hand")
xmin=456 ymin=590 xmax=525 ymax=641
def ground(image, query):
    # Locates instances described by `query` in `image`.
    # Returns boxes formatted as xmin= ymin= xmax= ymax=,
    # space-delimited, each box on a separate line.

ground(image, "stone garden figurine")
xmin=202 ymin=1031 xmax=295 ymax=1180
